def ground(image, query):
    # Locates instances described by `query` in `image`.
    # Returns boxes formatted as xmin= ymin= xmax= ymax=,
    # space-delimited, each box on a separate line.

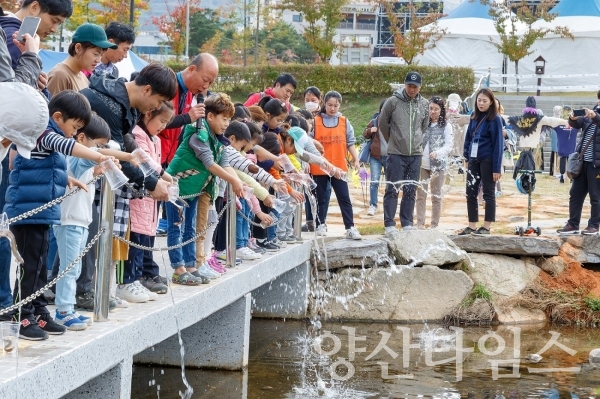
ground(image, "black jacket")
xmin=80 ymin=74 xmax=159 ymax=190
xmin=568 ymin=113 xmax=600 ymax=168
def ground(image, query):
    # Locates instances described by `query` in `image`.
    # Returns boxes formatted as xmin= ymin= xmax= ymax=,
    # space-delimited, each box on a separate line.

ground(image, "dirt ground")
xmin=322 ymin=167 xmax=583 ymax=237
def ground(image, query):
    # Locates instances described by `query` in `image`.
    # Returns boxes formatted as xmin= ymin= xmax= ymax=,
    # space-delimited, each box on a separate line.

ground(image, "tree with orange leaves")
xmin=65 ymin=0 xmax=148 ymax=32
xmin=152 ymin=0 xmax=201 ymax=61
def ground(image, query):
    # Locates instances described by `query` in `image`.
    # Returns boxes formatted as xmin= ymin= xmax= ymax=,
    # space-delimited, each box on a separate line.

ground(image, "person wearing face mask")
xmin=304 ymin=86 xmax=322 ymax=116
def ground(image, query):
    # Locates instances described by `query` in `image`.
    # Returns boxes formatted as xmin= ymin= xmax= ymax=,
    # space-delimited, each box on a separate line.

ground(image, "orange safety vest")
xmin=310 ymin=115 xmax=348 ymax=176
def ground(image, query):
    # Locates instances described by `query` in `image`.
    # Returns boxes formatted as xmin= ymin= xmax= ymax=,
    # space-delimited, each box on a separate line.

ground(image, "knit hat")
xmin=0 ymin=82 xmax=49 ymax=159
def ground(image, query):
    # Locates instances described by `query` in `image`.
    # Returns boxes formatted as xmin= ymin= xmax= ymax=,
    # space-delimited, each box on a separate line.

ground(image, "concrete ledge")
xmin=0 ymin=241 xmax=311 ymax=399
xmin=252 ymin=261 xmax=309 ymax=319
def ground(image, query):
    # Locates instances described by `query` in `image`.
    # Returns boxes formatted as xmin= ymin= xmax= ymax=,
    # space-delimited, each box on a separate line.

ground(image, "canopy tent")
xmin=415 ymin=0 xmax=510 ymax=87
xmin=513 ymin=0 xmax=600 ymax=91
xmin=38 ymin=50 xmax=148 ymax=80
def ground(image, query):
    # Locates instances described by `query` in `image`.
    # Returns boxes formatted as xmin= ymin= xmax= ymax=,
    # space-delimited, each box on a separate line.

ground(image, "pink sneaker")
xmin=208 ymin=254 xmax=226 ymax=274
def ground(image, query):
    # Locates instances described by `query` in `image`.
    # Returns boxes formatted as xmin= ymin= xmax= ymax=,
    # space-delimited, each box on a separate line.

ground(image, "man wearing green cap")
xmin=47 ymin=23 xmax=118 ymax=95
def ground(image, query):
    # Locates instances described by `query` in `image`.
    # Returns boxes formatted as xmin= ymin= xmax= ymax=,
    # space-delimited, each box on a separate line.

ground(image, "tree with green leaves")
xmin=152 ymin=0 xmax=201 ymax=60
xmin=66 ymin=0 xmax=148 ymax=32
xmin=485 ymin=0 xmax=572 ymax=93
xmin=380 ymin=0 xmax=445 ymax=65
xmin=188 ymin=8 xmax=221 ymax=53
xmin=277 ymin=0 xmax=349 ymax=63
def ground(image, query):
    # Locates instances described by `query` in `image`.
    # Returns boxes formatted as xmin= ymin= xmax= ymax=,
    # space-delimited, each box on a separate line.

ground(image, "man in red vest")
xmin=157 ymin=53 xmax=218 ymax=233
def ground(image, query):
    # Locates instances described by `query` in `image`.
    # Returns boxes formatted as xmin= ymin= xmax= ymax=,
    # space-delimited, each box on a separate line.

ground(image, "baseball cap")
xmin=72 ymin=24 xmax=118 ymax=49
xmin=404 ymin=71 xmax=422 ymax=87
xmin=287 ymin=126 xmax=309 ymax=156
xmin=0 ymin=82 xmax=49 ymax=159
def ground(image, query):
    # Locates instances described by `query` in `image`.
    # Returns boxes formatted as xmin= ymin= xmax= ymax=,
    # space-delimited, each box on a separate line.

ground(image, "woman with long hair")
xmin=415 ymin=96 xmax=453 ymax=229
xmin=459 ymin=88 xmax=504 ymax=235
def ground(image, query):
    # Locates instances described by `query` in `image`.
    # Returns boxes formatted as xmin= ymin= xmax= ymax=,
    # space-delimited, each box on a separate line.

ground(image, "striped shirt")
xmin=30 ymin=130 xmax=75 ymax=159
xmin=581 ymin=123 xmax=595 ymax=162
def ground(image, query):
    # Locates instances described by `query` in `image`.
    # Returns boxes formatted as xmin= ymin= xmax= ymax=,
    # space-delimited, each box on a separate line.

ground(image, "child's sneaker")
xmin=35 ymin=313 xmax=66 ymax=335
xmin=55 ymin=310 xmax=88 ymax=331
xmin=73 ymin=311 xmax=92 ymax=325
xmin=19 ymin=317 xmax=48 ymax=341
xmin=139 ymin=276 xmax=168 ymax=294
xmin=271 ymin=237 xmax=287 ymax=248
xmin=116 ymin=283 xmax=149 ymax=303
xmin=207 ymin=254 xmax=227 ymax=274
xmin=237 ymin=246 xmax=261 ymax=260
xmin=110 ymin=294 xmax=129 ymax=308
xmin=277 ymin=235 xmax=297 ymax=243
xmin=195 ymin=263 xmax=220 ymax=279
xmin=133 ymin=280 xmax=158 ymax=301
xmin=256 ymin=239 xmax=279 ymax=252
xmin=215 ymin=251 xmax=242 ymax=265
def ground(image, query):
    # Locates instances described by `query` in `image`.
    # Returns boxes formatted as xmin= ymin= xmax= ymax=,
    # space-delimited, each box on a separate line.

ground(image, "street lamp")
xmin=534 ymin=55 xmax=546 ymax=96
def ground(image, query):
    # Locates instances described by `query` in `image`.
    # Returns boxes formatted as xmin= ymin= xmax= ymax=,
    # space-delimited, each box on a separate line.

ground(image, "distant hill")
xmin=139 ymin=0 xmax=229 ymax=31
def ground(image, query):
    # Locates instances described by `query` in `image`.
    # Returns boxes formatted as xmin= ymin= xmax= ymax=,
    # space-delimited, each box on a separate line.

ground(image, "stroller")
xmin=513 ymin=149 xmax=542 ymax=236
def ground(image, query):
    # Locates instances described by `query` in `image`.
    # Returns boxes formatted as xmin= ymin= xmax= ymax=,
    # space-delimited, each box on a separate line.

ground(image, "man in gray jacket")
xmin=0 ymin=23 xmax=40 ymax=85
xmin=379 ymin=71 xmax=430 ymax=234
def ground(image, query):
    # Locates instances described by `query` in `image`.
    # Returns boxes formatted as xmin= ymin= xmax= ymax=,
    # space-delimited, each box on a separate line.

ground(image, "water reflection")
xmin=132 ymin=320 xmax=600 ymax=398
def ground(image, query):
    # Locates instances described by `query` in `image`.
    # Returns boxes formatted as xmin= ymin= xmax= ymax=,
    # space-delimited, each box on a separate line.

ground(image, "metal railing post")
xmin=94 ymin=178 xmax=114 ymax=322
xmin=225 ymin=183 xmax=237 ymax=268
xmin=293 ymin=200 xmax=302 ymax=240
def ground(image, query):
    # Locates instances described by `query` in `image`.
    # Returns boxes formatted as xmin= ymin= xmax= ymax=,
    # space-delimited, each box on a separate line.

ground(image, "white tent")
xmin=514 ymin=0 xmax=600 ymax=92
xmin=415 ymin=0 xmax=507 ymax=87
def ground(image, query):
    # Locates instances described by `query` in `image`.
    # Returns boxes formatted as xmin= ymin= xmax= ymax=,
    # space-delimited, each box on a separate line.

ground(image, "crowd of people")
xmin=1 ymin=0 xmax=599 ymax=344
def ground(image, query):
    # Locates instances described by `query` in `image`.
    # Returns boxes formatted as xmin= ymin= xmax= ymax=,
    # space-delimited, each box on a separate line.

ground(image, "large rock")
xmin=315 ymin=238 xmax=390 ymax=270
xmin=466 ymin=253 xmax=540 ymax=300
xmin=322 ymin=266 xmax=474 ymax=322
xmin=449 ymin=235 xmax=560 ymax=257
xmin=495 ymin=307 xmax=547 ymax=325
xmin=538 ymin=256 xmax=567 ymax=276
xmin=560 ymin=236 xmax=600 ymax=263
xmin=385 ymin=230 xmax=467 ymax=266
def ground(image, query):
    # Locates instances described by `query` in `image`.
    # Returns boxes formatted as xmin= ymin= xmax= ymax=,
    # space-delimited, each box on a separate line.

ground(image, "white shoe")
xmin=346 ymin=226 xmax=363 ymax=240
xmin=402 ymin=225 xmax=415 ymax=231
xmin=385 ymin=226 xmax=399 ymax=237
xmin=316 ymin=224 xmax=327 ymax=236
xmin=367 ymin=205 xmax=376 ymax=216
xmin=271 ymin=237 xmax=287 ymax=248
xmin=116 ymin=283 xmax=149 ymax=303
xmin=198 ymin=263 xmax=220 ymax=279
xmin=133 ymin=280 xmax=158 ymax=301
xmin=110 ymin=294 xmax=129 ymax=308
xmin=237 ymin=246 xmax=261 ymax=260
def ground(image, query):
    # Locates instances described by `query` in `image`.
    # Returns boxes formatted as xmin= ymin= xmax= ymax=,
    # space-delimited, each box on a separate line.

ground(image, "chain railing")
xmin=0 ymin=228 xmax=105 ymax=316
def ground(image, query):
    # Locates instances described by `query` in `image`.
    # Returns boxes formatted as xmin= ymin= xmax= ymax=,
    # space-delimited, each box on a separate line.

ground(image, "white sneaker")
xmin=110 ymin=294 xmax=129 ymax=308
xmin=271 ymin=237 xmax=287 ymax=248
xmin=367 ymin=205 xmax=376 ymax=216
xmin=116 ymin=283 xmax=149 ymax=303
xmin=402 ymin=225 xmax=415 ymax=231
xmin=385 ymin=226 xmax=399 ymax=237
xmin=346 ymin=226 xmax=363 ymax=240
xmin=238 ymin=246 xmax=261 ymax=260
xmin=198 ymin=263 xmax=220 ymax=279
xmin=133 ymin=280 xmax=158 ymax=301
xmin=316 ymin=224 xmax=327 ymax=236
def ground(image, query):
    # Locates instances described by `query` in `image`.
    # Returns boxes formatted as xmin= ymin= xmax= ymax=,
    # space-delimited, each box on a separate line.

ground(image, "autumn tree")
xmin=152 ymin=0 xmax=201 ymax=60
xmin=66 ymin=0 xmax=148 ymax=31
xmin=485 ymin=0 xmax=572 ymax=93
xmin=379 ymin=0 xmax=445 ymax=65
xmin=0 ymin=0 xmax=19 ymax=13
xmin=277 ymin=0 xmax=349 ymax=63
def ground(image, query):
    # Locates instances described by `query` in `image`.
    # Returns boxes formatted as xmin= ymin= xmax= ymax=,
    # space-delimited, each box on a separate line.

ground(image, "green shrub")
xmin=163 ymin=62 xmax=475 ymax=99
xmin=584 ymin=296 xmax=600 ymax=311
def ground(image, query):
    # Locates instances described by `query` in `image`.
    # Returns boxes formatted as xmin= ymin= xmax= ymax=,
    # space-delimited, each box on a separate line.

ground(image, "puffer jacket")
xmin=129 ymin=126 xmax=161 ymax=236
xmin=378 ymin=88 xmax=429 ymax=156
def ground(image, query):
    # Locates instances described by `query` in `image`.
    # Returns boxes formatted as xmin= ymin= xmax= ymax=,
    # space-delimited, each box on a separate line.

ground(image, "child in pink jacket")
xmin=123 ymin=101 xmax=174 ymax=300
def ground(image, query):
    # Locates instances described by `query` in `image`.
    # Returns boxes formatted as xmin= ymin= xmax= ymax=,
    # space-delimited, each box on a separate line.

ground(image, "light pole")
xmin=129 ymin=0 xmax=134 ymax=25
xmin=185 ymin=0 xmax=190 ymax=59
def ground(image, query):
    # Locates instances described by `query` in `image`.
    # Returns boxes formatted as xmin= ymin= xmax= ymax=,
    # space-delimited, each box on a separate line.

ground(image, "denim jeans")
xmin=166 ymin=197 xmax=198 ymax=269
xmin=236 ymin=199 xmax=250 ymax=249
xmin=369 ymin=156 xmax=387 ymax=207
xmin=53 ymin=225 xmax=88 ymax=313
xmin=125 ymin=232 xmax=153 ymax=283
xmin=47 ymin=227 xmax=57 ymax=271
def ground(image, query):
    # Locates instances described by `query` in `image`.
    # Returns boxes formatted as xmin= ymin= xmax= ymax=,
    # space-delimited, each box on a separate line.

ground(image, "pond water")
xmin=132 ymin=319 xmax=600 ymax=398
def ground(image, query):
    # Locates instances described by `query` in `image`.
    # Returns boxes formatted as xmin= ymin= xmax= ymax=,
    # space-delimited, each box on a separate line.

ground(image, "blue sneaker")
xmin=55 ymin=310 xmax=88 ymax=331
xmin=156 ymin=218 xmax=167 ymax=236
xmin=74 ymin=311 xmax=92 ymax=326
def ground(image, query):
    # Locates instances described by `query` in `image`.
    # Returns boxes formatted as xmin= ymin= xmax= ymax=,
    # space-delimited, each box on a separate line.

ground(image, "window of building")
xmin=292 ymin=14 xmax=303 ymax=22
